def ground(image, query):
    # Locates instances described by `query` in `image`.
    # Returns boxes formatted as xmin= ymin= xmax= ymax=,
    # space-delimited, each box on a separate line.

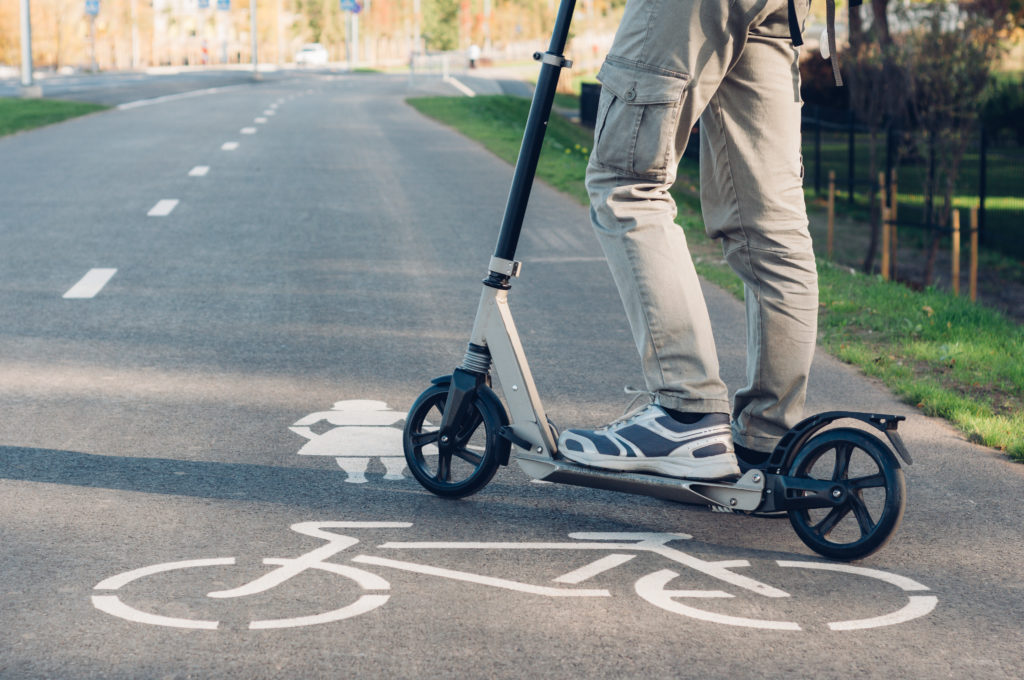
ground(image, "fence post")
xmin=814 ymin=106 xmax=823 ymax=196
xmin=978 ymin=122 xmax=988 ymax=246
xmin=890 ymin=168 xmax=899 ymax=281
xmin=970 ymin=206 xmax=979 ymax=303
xmin=951 ymin=209 xmax=961 ymax=296
xmin=885 ymin=126 xmax=895 ymax=201
xmin=879 ymin=172 xmax=890 ymax=280
xmin=828 ymin=170 xmax=836 ymax=259
xmin=847 ymin=110 xmax=856 ymax=207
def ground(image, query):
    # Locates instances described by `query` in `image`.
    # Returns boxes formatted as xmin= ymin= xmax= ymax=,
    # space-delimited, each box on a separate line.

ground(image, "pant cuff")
xmin=732 ymin=430 xmax=780 ymax=453
xmin=654 ymin=392 xmax=731 ymax=415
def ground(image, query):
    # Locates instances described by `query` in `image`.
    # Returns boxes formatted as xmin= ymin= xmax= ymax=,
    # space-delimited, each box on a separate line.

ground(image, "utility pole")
xmin=251 ymin=0 xmax=260 ymax=79
xmin=85 ymin=0 xmax=99 ymax=72
xmin=131 ymin=0 xmax=139 ymax=69
xmin=90 ymin=15 xmax=98 ymax=71
xmin=276 ymin=0 xmax=283 ymax=65
xmin=483 ymin=0 xmax=491 ymax=52
xmin=19 ymin=0 xmax=41 ymax=97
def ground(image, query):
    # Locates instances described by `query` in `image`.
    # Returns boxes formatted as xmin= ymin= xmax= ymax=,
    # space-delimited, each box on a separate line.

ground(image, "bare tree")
xmin=902 ymin=1 xmax=1005 ymax=286
xmin=844 ymin=1 xmax=907 ymax=274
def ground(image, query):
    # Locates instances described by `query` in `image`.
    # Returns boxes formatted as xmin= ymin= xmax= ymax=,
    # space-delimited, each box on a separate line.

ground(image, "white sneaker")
xmin=558 ymin=404 xmax=740 ymax=480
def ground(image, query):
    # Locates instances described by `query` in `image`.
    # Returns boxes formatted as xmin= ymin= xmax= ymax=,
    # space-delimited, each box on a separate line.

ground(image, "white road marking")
xmin=240 ymin=127 xmax=257 ymax=134
xmin=254 ymin=117 xmax=268 ymax=123
xmin=221 ymin=141 xmax=239 ymax=150
xmin=63 ymin=268 xmax=117 ymax=299
xmin=828 ymin=596 xmax=939 ymax=631
xmin=635 ymin=570 xmax=802 ymax=631
xmin=188 ymin=165 xmax=210 ymax=177
xmin=553 ymin=554 xmax=636 ymax=584
xmin=94 ymin=557 xmax=235 ymax=591
xmin=263 ymin=109 xmax=276 ymax=116
xmin=352 ymin=555 xmax=610 ymax=597
xmin=147 ymin=199 xmax=179 ymax=216
xmin=776 ymin=561 xmax=932 ymax=591
xmin=249 ymin=595 xmax=390 ymax=630
xmin=92 ymin=595 xmax=220 ymax=630
xmin=115 ymin=84 xmax=248 ymax=110
xmin=446 ymin=76 xmax=476 ymax=97
xmin=292 ymin=400 xmax=408 ymax=483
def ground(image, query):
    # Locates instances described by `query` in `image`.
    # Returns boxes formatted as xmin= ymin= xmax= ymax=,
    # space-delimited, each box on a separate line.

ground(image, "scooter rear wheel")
xmin=403 ymin=382 xmax=509 ymax=498
xmin=786 ymin=428 xmax=906 ymax=561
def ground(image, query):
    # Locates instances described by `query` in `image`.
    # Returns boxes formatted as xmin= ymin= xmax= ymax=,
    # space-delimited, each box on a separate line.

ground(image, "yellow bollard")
xmin=970 ymin=206 xmax=979 ymax=303
xmin=890 ymin=169 xmax=899 ymax=280
xmin=879 ymin=172 xmax=890 ymax=280
xmin=827 ymin=170 xmax=835 ymax=260
xmin=951 ymin=209 xmax=961 ymax=296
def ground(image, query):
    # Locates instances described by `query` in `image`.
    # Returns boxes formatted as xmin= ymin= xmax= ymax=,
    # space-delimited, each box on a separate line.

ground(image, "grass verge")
xmin=0 ymin=97 xmax=108 ymax=137
xmin=407 ymin=94 xmax=1024 ymax=461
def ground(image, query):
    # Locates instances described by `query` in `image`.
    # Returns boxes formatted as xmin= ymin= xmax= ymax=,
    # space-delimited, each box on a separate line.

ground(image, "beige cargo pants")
xmin=586 ymin=0 xmax=818 ymax=452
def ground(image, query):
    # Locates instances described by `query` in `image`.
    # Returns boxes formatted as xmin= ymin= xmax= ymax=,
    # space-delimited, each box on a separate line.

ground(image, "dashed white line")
xmin=147 ymin=199 xmax=179 ymax=216
xmin=240 ymin=127 xmax=257 ymax=134
xmin=263 ymin=110 xmax=276 ymax=116
xmin=446 ymin=76 xmax=476 ymax=97
xmin=188 ymin=165 xmax=210 ymax=177
xmin=63 ymin=268 xmax=117 ymax=299
xmin=254 ymin=117 xmax=267 ymax=123
xmin=221 ymin=141 xmax=239 ymax=150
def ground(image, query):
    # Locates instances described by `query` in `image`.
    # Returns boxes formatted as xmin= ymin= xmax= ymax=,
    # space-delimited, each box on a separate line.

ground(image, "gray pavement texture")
xmin=0 ymin=69 xmax=276 ymax=106
xmin=0 ymin=70 xmax=1022 ymax=679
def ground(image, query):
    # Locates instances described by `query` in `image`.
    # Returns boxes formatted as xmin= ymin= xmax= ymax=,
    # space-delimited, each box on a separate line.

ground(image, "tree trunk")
xmin=871 ymin=0 xmax=892 ymax=48
xmin=862 ymin=130 xmax=880 ymax=273
xmin=922 ymin=133 xmax=937 ymax=287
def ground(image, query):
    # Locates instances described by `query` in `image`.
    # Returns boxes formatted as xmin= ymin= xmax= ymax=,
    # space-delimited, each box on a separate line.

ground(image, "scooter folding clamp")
xmin=533 ymin=51 xmax=573 ymax=69
xmin=489 ymin=256 xmax=522 ymax=278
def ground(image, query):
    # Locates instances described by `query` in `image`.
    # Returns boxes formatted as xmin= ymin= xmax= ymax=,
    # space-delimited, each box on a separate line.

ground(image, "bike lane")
xmin=0 ymin=72 xmax=1021 ymax=679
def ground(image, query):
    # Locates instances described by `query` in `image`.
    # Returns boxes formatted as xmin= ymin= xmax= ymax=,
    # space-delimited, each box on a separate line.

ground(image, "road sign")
xmin=339 ymin=0 xmax=361 ymax=12
xmin=198 ymin=0 xmax=209 ymax=8
xmin=216 ymin=0 xmax=230 ymax=9
xmin=85 ymin=0 xmax=99 ymax=16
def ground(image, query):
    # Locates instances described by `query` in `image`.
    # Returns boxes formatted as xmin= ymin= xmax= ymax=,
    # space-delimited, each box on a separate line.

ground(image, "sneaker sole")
xmin=561 ymin=451 xmax=741 ymax=480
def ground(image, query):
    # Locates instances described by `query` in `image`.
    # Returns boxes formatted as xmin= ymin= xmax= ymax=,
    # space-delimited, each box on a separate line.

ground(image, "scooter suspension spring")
xmin=460 ymin=343 xmax=492 ymax=375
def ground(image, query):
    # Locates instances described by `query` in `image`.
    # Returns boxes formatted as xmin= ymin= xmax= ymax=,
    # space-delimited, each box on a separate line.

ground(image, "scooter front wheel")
xmin=786 ymin=428 xmax=906 ymax=561
xmin=403 ymin=382 xmax=509 ymax=498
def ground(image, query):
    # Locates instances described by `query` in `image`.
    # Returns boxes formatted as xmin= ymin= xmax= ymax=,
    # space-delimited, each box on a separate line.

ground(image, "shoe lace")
xmin=603 ymin=386 xmax=656 ymax=429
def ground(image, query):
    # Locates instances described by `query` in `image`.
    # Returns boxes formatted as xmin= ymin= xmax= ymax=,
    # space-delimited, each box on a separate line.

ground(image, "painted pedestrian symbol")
xmin=290 ymin=400 xmax=409 ymax=483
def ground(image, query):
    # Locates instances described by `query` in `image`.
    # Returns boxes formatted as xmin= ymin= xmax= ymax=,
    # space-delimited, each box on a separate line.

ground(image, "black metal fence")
xmin=802 ymin=106 xmax=1024 ymax=259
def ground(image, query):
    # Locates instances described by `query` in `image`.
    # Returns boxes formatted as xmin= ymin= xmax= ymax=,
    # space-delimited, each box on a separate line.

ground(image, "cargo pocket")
xmin=592 ymin=60 xmax=689 ymax=182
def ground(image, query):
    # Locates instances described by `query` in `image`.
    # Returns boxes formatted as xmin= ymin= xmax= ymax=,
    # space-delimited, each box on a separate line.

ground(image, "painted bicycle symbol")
xmin=92 ymin=522 xmax=937 ymax=631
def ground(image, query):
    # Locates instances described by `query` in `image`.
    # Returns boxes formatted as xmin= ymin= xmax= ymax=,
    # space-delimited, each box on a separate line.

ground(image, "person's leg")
xmin=560 ymin=0 xmax=776 ymax=479
xmin=699 ymin=1 xmax=818 ymax=455
xmin=584 ymin=0 xmax=749 ymax=416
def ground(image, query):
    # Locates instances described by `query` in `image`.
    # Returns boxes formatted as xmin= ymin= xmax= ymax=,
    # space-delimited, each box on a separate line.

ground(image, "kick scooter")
xmin=402 ymin=0 xmax=912 ymax=561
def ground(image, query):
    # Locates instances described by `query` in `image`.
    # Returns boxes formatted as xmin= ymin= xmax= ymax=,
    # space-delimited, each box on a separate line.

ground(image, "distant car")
xmin=295 ymin=43 xmax=329 ymax=66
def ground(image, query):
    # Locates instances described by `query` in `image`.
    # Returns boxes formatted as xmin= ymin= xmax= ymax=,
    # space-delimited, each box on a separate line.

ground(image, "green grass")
xmin=0 ymin=97 xmax=107 ymax=137
xmin=0 ymin=96 xmax=108 ymax=137
xmin=408 ymin=95 xmax=594 ymax=204
xmin=407 ymin=93 xmax=1024 ymax=462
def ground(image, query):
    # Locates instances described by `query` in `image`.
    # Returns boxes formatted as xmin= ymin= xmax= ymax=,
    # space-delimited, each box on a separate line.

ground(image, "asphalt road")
xmin=0 ymin=68 xmax=279 ymax=106
xmin=1 ymin=70 xmax=1022 ymax=679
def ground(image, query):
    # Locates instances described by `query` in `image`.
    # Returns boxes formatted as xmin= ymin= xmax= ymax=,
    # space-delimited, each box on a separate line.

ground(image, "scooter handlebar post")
xmin=491 ymin=0 xmax=577 ymax=264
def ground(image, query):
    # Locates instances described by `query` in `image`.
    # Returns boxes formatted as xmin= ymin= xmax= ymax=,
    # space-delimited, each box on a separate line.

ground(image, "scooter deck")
xmin=515 ymin=454 xmax=766 ymax=511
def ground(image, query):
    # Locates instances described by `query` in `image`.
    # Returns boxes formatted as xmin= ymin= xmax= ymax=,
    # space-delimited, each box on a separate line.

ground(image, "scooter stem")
xmin=491 ymin=0 xmax=577 ymax=265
